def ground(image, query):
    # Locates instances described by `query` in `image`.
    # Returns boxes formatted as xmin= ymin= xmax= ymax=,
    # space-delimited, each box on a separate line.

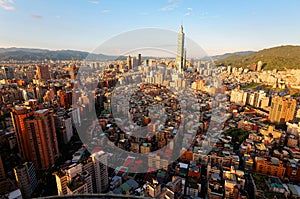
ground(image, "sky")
xmin=0 ymin=0 xmax=300 ymax=56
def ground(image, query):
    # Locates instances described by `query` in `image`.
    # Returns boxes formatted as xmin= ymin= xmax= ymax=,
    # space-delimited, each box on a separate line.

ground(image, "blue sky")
xmin=0 ymin=0 xmax=300 ymax=55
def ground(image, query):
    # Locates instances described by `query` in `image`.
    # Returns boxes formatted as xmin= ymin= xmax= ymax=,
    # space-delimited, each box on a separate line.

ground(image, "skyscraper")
xmin=11 ymin=108 xmax=59 ymax=169
xmin=269 ymin=96 xmax=296 ymax=124
xmin=14 ymin=162 xmax=38 ymax=199
xmin=126 ymin=55 xmax=132 ymax=69
xmin=176 ymin=25 xmax=185 ymax=72
xmin=91 ymin=151 xmax=109 ymax=193
xmin=136 ymin=54 xmax=142 ymax=66
xmin=11 ymin=107 xmax=32 ymax=160
xmin=131 ymin=57 xmax=138 ymax=68
xmin=36 ymin=65 xmax=51 ymax=80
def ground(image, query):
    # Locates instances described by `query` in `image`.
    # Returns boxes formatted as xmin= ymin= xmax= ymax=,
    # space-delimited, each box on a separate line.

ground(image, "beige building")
xmin=269 ymin=96 xmax=296 ymax=124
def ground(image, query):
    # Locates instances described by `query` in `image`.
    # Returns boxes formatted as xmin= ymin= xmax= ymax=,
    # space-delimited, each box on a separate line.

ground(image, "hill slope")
xmin=0 ymin=48 xmax=117 ymax=61
xmin=216 ymin=45 xmax=300 ymax=70
xmin=211 ymin=51 xmax=255 ymax=60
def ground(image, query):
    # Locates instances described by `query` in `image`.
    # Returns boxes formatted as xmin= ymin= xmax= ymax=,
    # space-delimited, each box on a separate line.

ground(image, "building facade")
xmin=11 ymin=107 xmax=59 ymax=169
xmin=269 ymin=96 xmax=296 ymax=124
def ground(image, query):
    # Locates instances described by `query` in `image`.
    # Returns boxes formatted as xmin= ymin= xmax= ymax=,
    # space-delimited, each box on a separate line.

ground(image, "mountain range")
xmin=0 ymin=46 xmax=300 ymax=70
xmin=0 ymin=48 xmax=119 ymax=61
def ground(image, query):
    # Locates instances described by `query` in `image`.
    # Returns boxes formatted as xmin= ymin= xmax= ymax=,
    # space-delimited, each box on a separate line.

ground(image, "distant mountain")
xmin=201 ymin=51 xmax=255 ymax=61
xmin=216 ymin=45 xmax=300 ymax=70
xmin=0 ymin=48 xmax=119 ymax=61
xmin=211 ymin=51 xmax=255 ymax=60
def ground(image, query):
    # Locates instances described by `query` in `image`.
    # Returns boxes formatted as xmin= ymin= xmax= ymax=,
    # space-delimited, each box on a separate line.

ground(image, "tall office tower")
xmin=126 ymin=55 xmax=132 ymax=69
xmin=136 ymin=54 xmax=142 ymax=66
xmin=130 ymin=57 xmax=137 ymax=68
xmin=11 ymin=108 xmax=59 ymax=169
xmin=0 ymin=156 xmax=5 ymax=182
xmin=36 ymin=65 xmax=51 ymax=80
xmin=269 ymin=96 xmax=297 ymax=124
xmin=91 ymin=151 xmax=109 ymax=193
xmin=14 ymin=162 xmax=38 ymax=199
xmin=176 ymin=25 xmax=185 ymax=73
xmin=1 ymin=66 xmax=15 ymax=80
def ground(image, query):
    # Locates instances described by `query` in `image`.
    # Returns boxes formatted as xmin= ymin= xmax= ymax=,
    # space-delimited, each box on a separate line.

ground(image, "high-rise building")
xmin=1 ymin=66 xmax=15 ymax=80
xmin=54 ymin=163 xmax=93 ymax=195
xmin=55 ymin=151 xmax=108 ymax=195
xmin=55 ymin=170 xmax=69 ymax=196
xmin=176 ymin=25 xmax=185 ymax=72
xmin=136 ymin=54 xmax=142 ymax=66
xmin=126 ymin=55 xmax=132 ymax=69
xmin=59 ymin=90 xmax=72 ymax=109
xmin=11 ymin=107 xmax=32 ymax=160
xmin=269 ymin=96 xmax=296 ymax=124
xmin=91 ymin=151 xmax=109 ymax=193
xmin=69 ymin=107 xmax=81 ymax=127
xmin=14 ymin=162 xmax=38 ymax=199
xmin=11 ymin=107 xmax=59 ymax=169
xmin=54 ymin=110 xmax=73 ymax=144
xmin=24 ymin=109 xmax=59 ymax=169
xmin=131 ymin=57 xmax=138 ymax=68
xmin=36 ymin=65 xmax=51 ymax=80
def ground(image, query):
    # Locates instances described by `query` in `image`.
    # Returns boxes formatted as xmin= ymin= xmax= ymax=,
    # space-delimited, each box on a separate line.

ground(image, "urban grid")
xmin=1 ymin=1 xmax=300 ymax=199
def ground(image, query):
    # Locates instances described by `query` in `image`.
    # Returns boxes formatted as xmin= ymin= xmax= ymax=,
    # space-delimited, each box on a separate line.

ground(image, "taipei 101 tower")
xmin=176 ymin=25 xmax=186 ymax=73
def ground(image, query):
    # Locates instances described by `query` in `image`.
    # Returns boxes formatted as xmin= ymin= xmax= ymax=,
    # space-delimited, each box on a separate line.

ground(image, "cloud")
xmin=0 ymin=0 xmax=16 ymax=11
xmin=184 ymin=7 xmax=192 ymax=16
xmin=55 ymin=15 xmax=61 ymax=19
xmin=160 ymin=3 xmax=178 ymax=11
xmin=31 ymin=14 xmax=43 ymax=19
xmin=101 ymin=9 xmax=111 ymax=13
xmin=89 ymin=0 xmax=99 ymax=4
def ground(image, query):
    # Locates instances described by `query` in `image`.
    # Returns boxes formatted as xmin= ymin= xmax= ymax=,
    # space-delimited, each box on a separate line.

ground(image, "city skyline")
xmin=0 ymin=0 xmax=300 ymax=55
xmin=1 ymin=1 xmax=300 ymax=199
